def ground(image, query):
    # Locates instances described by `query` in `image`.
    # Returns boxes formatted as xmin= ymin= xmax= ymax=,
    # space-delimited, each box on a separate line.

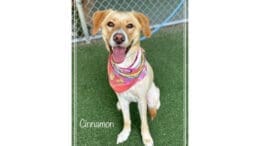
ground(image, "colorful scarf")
xmin=107 ymin=50 xmax=147 ymax=93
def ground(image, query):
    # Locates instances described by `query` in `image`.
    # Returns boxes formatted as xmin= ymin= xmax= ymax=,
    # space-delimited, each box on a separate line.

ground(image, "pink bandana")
xmin=107 ymin=50 xmax=147 ymax=93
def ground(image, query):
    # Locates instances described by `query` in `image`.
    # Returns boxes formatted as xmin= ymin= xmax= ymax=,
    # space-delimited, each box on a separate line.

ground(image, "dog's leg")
xmin=147 ymin=82 xmax=160 ymax=120
xmin=138 ymin=97 xmax=154 ymax=146
xmin=116 ymin=101 xmax=121 ymax=111
xmin=116 ymin=97 xmax=131 ymax=144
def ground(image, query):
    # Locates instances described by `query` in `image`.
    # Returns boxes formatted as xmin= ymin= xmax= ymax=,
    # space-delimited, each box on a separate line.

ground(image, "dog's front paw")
xmin=142 ymin=133 xmax=154 ymax=146
xmin=116 ymin=129 xmax=130 ymax=144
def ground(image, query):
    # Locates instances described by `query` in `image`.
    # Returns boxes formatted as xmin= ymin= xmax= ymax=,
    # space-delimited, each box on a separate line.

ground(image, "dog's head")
xmin=92 ymin=9 xmax=151 ymax=64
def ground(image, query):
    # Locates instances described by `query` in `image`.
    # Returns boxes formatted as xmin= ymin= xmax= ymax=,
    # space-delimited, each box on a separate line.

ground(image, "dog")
xmin=92 ymin=9 xmax=160 ymax=146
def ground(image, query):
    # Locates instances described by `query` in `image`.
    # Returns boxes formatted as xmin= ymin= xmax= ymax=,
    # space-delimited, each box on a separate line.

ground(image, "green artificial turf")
xmin=73 ymin=24 xmax=187 ymax=146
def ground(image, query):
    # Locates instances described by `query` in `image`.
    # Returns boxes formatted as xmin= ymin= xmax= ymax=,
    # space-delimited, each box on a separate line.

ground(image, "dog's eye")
xmin=126 ymin=23 xmax=134 ymax=29
xmin=107 ymin=21 xmax=114 ymax=27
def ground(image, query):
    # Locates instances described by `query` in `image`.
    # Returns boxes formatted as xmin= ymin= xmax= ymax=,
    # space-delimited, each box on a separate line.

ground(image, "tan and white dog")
xmin=92 ymin=9 xmax=160 ymax=146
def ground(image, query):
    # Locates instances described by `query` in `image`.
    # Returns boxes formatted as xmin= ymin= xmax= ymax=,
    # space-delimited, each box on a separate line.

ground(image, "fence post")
xmin=76 ymin=0 xmax=90 ymax=44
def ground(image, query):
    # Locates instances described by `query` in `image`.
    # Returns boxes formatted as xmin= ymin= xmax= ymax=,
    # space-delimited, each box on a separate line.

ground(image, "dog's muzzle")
xmin=113 ymin=33 xmax=125 ymax=45
xmin=109 ymin=41 xmax=133 ymax=64
xmin=108 ymin=30 xmax=133 ymax=64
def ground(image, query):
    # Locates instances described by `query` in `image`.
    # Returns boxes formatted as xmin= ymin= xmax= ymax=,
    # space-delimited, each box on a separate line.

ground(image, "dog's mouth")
xmin=109 ymin=41 xmax=133 ymax=64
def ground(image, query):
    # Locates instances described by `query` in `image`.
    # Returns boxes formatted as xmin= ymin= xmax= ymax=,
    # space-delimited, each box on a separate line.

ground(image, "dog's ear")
xmin=133 ymin=12 xmax=151 ymax=38
xmin=92 ymin=10 xmax=111 ymax=35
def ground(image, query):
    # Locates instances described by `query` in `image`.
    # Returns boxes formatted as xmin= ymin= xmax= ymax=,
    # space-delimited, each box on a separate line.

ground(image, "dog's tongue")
xmin=112 ymin=46 xmax=126 ymax=63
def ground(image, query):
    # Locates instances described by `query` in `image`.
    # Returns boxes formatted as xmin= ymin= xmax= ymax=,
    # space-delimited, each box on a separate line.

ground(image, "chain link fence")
xmin=72 ymin=0 xmax=187 ymax=44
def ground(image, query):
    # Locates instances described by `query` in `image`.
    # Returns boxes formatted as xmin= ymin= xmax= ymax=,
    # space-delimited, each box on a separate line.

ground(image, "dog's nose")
xmin=113 ymin=33 xmax=125 ymax=44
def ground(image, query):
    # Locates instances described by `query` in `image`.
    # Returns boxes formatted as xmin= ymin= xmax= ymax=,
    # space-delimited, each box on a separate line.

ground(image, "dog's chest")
xmin=117 ymin=89 xmax=139 ymax=102
xmin=116 ymin=76 xmax=150 ymax=103
xmin=107 ymin=50 xmax=147 ymax=93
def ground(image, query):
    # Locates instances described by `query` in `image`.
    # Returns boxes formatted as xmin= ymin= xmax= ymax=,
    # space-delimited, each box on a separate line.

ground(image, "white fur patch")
xmin=147 ymin=83 xmax=160 ymax=109
xmin=116 ymin=128 xmax=131 ymax=144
